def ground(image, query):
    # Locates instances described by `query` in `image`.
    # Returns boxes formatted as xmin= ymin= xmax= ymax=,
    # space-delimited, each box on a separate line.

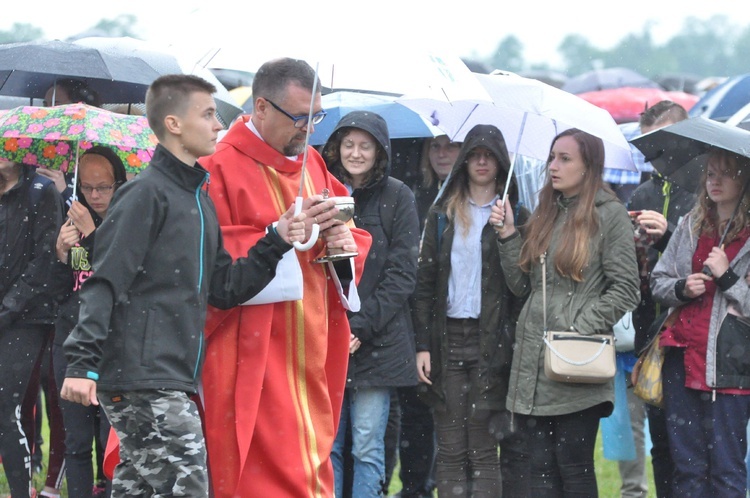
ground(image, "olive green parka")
xmin=498 ymin=189 xmax=640 ymax=416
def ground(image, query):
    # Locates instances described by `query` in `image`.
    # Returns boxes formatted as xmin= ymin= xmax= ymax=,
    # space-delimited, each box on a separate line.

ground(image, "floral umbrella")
xmin=0 ymin=103 xmax=157 ymax=175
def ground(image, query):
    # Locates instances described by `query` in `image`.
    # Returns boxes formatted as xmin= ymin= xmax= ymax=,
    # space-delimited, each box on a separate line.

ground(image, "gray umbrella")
xmin=73 ymin=37 xmax=243 ymax=128
xmin=562 ymin=67 xmax=661 ymax=95
xmin=0 ymin=39 xmax=161 ymax=104
xmin=630 ymin=116 xmax=750 ymax=193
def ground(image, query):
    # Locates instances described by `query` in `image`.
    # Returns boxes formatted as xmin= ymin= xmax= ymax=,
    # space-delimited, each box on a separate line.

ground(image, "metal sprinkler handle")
xmin=292 ymin=62 xmax=321 ymax=252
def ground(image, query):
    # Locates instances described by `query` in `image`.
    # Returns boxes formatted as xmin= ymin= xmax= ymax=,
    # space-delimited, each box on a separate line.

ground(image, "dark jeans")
xmin=663 ymin=347 xmax=750 ymax=497
xmin=433 ymin=318 xmax=499 ymax=498
xmin=520 ymin=403 xmax=606 ymax=497
xmin=646 ymin=403 xmax=673 ymax=498
xmin=0 ymin=323 xmax=48 ymax=498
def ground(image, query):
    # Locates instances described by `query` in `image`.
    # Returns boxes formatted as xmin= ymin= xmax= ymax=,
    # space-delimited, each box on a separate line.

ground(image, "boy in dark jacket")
xmin=60 ymin=74 xmax=310 ymax=497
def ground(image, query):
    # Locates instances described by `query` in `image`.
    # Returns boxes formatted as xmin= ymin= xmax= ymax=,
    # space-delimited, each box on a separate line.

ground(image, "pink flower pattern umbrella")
xmin=0 ymin=103 xmax=157 ymax=174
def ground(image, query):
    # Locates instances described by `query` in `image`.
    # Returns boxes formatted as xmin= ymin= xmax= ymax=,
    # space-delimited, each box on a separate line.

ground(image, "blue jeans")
xmin=332 ymin=387 xmax=391 ymax=498
xmin=663 ymin=347 xmax=750 ymax=497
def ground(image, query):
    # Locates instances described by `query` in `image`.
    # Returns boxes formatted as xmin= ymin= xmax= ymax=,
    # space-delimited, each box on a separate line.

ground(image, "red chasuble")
xmin=200 ymin=116 xmax=371 ymax=498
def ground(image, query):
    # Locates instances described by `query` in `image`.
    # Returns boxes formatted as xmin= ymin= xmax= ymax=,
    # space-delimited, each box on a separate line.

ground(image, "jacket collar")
xmin=150 ymin=144 xmax=209 ymax=191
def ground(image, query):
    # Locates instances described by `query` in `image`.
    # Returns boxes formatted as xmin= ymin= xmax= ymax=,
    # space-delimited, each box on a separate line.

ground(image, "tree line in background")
xmin=1 ymin=14 xmax=747 ymax=79
xmin=489 ymin=15 xmax=749 ymax=79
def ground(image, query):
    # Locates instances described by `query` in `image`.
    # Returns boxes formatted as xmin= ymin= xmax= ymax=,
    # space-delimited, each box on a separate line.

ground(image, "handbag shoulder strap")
xmin=542 ymin=252 xmax=547 ymax=331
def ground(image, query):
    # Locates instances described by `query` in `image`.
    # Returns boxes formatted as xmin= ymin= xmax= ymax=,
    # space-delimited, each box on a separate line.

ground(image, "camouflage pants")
xmin=99 ymin=389 xmax=208 ymax=497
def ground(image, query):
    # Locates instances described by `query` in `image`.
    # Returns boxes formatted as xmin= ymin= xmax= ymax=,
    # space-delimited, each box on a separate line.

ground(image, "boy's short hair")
xmin=145 ymin=74 xmax=216 ymax=139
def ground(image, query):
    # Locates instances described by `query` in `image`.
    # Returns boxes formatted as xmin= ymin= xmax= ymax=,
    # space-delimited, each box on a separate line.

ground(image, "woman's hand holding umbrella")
xmin=703 ymin=246 xmax=730 ymax=280
xmin=56 ymin=219 xmax=79 ymax=263
xmin=490 ymin=197 xmax=516 ymax=239
xmin=67 ymin=200 xmax=96 ymax=237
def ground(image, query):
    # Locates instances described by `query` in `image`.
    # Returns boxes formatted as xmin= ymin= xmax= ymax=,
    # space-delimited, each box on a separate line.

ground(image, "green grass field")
xmin=1 ymin=424 xmax=654 ymax=497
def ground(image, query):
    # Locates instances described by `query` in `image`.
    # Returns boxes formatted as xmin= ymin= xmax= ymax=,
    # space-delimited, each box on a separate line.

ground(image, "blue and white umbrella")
xmin=310 ymin=91 xmax=442 ymax=146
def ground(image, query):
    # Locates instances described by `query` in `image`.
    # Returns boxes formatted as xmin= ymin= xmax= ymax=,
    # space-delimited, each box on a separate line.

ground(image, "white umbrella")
xmin=397 ymin=71 xmax=636 ymax=173
xmin=398 ymin=71 xmax=636 ymax=214
xmin=202 ymin=45 xmax=491 ymax=102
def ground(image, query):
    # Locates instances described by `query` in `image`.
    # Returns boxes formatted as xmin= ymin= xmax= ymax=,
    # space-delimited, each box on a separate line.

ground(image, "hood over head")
xmin=322 ymin=110 xmax=391 ymax=189
xmin=77 ymin=145 xmax=129 ymax=222
xmin=436 ymin=124 xmax=516 ymax=207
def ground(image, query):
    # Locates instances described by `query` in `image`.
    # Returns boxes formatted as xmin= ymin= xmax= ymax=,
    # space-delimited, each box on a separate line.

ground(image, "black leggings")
xmin=0 ymin=323 xmax=48 ymax=498
xmin=519 ymin=403 xmax=607 ymax=497
xmin=53 ymin=339 xmax=111 ymax=498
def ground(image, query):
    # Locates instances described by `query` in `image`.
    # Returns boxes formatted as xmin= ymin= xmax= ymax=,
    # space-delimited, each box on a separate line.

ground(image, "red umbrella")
xmin=578 ymin=87 xmax=700 ymax=124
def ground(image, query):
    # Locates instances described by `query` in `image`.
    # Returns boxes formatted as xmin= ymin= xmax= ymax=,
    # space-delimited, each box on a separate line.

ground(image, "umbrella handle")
xmin=292 ymin=196 xmax=319 ymax=252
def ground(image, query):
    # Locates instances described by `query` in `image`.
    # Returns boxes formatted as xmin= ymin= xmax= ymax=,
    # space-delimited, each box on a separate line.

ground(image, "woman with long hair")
xmin=651 ymin=148 xmax=750 ymax=497
xmin=491 ymin=128 xmax=639 ymax=496
xmin=412 ymin=124 xmax=530 ymax=497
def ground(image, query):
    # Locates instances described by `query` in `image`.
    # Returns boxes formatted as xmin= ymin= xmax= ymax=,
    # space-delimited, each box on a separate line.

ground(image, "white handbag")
xmin=541 ymin=253 xmax=616 ymax=384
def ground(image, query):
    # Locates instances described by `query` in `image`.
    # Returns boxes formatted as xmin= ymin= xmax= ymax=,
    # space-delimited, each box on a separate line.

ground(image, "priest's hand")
xmin=277 ymin=204 xmax=308 ymax=244
xmin=299 ymin=195 xmax=340 ymax=239
xmin=322 ymin=222 xmax=357 ymax=254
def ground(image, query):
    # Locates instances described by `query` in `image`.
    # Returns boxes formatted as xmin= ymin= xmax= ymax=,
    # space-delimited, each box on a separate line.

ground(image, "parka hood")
xmin=322 ymin=110 xmax=391 ymax=190
xmin=436 ymin=124 xmax=515 ymax=207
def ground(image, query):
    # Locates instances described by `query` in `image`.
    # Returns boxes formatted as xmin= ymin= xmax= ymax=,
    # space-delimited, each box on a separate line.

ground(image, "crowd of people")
xmin=1 ymin=56 xmax=749 ymax=498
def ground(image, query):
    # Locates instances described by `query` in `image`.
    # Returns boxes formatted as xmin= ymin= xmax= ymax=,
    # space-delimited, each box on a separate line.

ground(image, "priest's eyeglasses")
xmin=266 ymin=98 xmax=326 ymax=128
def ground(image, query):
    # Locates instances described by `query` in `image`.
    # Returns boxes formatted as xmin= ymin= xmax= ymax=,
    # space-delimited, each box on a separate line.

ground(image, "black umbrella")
xmin=630 ymin=116 xmax=750 ymax=193
xmin=0 ymin=39 xmax=161 ymax=104
xmin=631 ymin=116 xmax=750 ymax=274
xmin=73 ymin=37 xmax=243 ymax=127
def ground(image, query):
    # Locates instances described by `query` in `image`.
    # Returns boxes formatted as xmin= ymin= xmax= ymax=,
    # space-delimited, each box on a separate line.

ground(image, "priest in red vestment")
xmin=200 ymin=58 xmax=372 ymax=498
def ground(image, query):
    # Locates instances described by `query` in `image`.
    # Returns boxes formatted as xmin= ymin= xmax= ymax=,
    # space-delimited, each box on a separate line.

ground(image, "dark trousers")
xmin=645 ymin=403 xmax=673 ymax=498
xmin=520 ymin=404 xmax=605 ymax=497
xmin=53 ymin=340 xmax=112 ymax=498
xmin=0 ymin=323 xmax=48 ymax=498
xmin=433 ymin=319 xmax=499 ymax=498
xmin=663 ymin=347 xmax=750 ymax=498
xmin=23 ymin=339 xmax=66 ymax=490
xmin=394 ymin=385 xmax=436 ymax=497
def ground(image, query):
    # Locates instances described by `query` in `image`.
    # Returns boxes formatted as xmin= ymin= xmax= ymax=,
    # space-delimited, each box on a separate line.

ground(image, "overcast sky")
xmin=3 ymin=0 xmax=746 ymax=72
